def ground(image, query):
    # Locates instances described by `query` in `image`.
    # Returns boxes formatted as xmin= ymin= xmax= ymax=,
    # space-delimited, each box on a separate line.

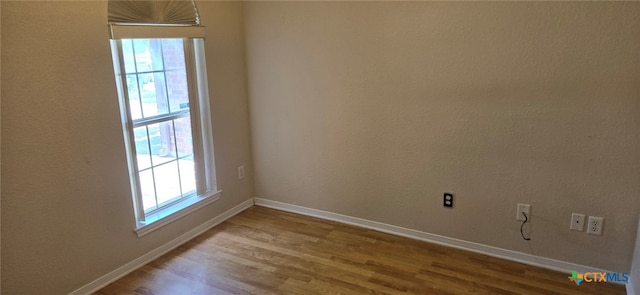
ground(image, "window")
xmin=110 ymin=27 xmax=219 ymax=236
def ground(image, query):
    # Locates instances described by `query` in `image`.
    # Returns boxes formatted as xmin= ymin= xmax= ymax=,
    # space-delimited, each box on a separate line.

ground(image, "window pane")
xmin=139 ymin=169 xmax=157 ymax=211
xmin=166 ymin=69 xmax=189 ymax=113
xmin=132 ymin=39 xmax=163 ymax=72
xmin=138 ymin=73 xmax=169 ymax=118
xmin=125 ymin=74 xmax=143 ymax=120
xmin=161 ymin=39 xmax=185 ymax=70
xmin=162 ymin=39 xmax=188 ymax=113
xmin=154 ymin=161 xmax=182 ymax=206
xmin=174 ymin=117 xmax=193 ymax=158
xmin=122 ymin=39 xmax=137 ymax=74
xmin=147 ymin=122 xmax=176 ymax=166
xmin=147 ymin=39 xmax=165 ymax=72
xmin=133 ymin=126 xmax=152 ymax=170
xmin=179 ymin=159 xmax=196 ymax=195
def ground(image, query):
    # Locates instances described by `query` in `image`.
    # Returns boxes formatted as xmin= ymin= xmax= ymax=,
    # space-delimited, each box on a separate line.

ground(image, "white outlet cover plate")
xmin=587 ymin=216 xmax=604 ymax=235
xmin=516 ymin=203 xmax=531 ymax=221
xmin=570 ymin=213 xmax=585 ymax=231
xmin=238 ymin=166 xmax=245 ymax=179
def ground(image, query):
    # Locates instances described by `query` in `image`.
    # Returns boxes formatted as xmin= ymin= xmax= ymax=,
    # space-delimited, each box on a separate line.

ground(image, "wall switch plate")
xmin=586 ymin=216 xmax=604 ymax=235
xmin=516 ymin=203 xmax=531 ymax=221
xmin=238 ymin=165 xmax=245 ymax=179
xmin=443 ymin=193 xmax=453 ymax=208
xmin=570 ymin=213 xmax=585 ymax=231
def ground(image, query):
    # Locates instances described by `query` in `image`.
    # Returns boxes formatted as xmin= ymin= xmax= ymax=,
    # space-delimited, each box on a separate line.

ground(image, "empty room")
xmin=1 ymin=1 xmax=639 ymax=294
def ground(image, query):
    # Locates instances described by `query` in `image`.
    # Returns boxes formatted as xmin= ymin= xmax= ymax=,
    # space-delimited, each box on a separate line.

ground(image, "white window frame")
xmin=110 ymin=26 xmax=220 ymax=237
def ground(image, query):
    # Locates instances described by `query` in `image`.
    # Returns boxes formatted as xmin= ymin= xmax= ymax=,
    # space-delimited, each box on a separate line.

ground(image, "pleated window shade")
xmin=108 ymin=0 xmax=200 ymax=25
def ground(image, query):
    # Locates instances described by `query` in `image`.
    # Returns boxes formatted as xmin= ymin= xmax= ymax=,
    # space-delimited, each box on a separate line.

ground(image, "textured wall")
xmin=0 ymin=2 xmax=3 ymax=292
xmin=631 ymin=217 xmax=640 ymax=295
xmin=245 ymin=2 xmax=640 ymax=272
xmin=1 ymin=1 xmax=253 ymax=294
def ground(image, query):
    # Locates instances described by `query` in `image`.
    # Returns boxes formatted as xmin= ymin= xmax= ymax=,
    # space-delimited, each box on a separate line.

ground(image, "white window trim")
xmin=110 ymin=25 xmax=205 ymax=40
xmin=135 ymin=190 xmax=221 ymax=237
xmin=110 ymin=29 xmax=219 ymax=236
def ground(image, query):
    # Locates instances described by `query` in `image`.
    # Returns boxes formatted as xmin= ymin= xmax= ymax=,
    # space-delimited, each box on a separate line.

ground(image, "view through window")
xmin=121 ymin=38 xmax=197 ymax=212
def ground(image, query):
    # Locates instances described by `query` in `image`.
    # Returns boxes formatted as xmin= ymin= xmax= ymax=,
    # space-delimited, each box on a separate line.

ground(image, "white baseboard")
xmin=254 ymin=198 xmax=612 ymax=276
xmin=628 ymin=284 xmax=634 ymax=295
xmin=69 ymin=198 xmax=254 ymax=295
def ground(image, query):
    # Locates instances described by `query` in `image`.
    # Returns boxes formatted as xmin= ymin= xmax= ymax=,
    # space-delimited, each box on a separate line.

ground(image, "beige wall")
xmin=0 ymin=1 xmax=3 ymax=292
xmin=245 ymin=2 xmax=640 ymax=272
xmin=631 ymin=216 xmax=640 ymax=295
xmin=0 ymin=1 xmax=253 ymax=294
xmin=2 ymin=1 xmax=640 ymax=293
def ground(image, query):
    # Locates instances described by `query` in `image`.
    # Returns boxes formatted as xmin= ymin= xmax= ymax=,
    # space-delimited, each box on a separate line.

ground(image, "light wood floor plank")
xmin=95 ymin=206 xmax=626 ymax=295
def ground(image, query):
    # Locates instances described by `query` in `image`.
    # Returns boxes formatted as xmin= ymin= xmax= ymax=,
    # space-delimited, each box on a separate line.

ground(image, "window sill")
xmin=134 ymin=190 xmax=222 ymax=237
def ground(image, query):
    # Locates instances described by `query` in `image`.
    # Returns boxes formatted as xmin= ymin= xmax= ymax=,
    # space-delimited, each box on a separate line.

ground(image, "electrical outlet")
xmin=443 ymin=193 xmax=453 ymax=208
xmin=516 ymin=204 xmax=531 ymax=221
xmin=238 ymin=166 xmax=245 ymax=179
xmin=570 ymin=213 xmax=585 ymax=231
xmin=587 ymin=216 xmax=604 ymax=235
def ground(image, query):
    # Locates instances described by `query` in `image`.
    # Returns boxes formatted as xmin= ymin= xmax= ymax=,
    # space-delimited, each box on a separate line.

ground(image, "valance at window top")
xmin=108 ymin=0 xmax=200 ymax=25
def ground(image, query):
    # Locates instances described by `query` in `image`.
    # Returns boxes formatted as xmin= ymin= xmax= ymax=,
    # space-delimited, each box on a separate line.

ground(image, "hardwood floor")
xmin=95 ymin=206 xmax=626 ymax=295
